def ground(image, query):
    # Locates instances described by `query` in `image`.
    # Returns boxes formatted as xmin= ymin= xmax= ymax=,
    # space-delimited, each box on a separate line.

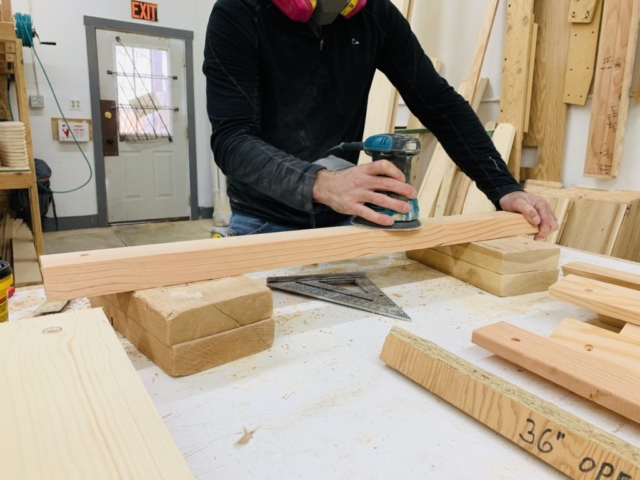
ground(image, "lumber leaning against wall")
xmin=41 ymin=212 xmax=538 ymax=300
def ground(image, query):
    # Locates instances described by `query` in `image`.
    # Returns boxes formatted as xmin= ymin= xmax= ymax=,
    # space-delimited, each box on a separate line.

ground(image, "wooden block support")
xmin=408 ymin=248 xmax=558 ymax=297
xmin=564 ymin=0 xmax=604 ymax=105
xmin=92 ymin=276 xmax=273 ymax=346
xmin=549 ymin=274 xmax=640 ymax=325
xmin=0 ymin=309 xmax=194 ymax=479
xmin=549 ymin=317 xmax=640 ymax=374
xmin=472 ymin=321 xmax=640 ymax=424
xmin=585 ymin=0 xmax=640 ymax=178
xmin=380 ymin=327 xmax=640 ymax=478
xmin=562 ymin=262 xmax=640 ymax=291
xmin=417 ymin=236 xmax=560 ymax=275
xmin=40 ymin=212 xmax=538 ymax=300
xmin=94 ymin=298 xmax=274 ymax=377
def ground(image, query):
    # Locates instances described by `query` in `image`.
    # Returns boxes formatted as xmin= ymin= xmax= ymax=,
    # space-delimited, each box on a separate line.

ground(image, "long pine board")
xmin=499 ymin=0 xmax=535 ymax=179
xmin=380 ymin=327 xmax=640 ymax=478
xmin=522 ymin=0 xmax=571 ymax=182
xmin=549 ymin=317 xmax=640 ymax=374
xmin=562 ymin=262 xmax=640 ymax=291
xmin=564 ymin=0 xmax=604 ymax=105
xmin=0 ymin=309 xmax=194 ymax=479
xmin=549 ymin=274 xmax=640 ymax=325
xmin=472 ymin=321 xmax=640 ymax=424
xmin=41 ymin=212 xmax=538 ymax=300
xmin=585 ymin=0 xmax=640 ymax=177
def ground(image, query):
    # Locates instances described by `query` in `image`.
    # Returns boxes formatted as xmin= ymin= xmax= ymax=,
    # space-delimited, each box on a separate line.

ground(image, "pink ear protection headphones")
xmin=272 ymin=0 xmax=367 ymax=23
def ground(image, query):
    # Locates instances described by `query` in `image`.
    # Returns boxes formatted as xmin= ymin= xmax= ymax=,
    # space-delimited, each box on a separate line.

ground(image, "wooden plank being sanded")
xmin=380 ymin=327 xmax=640 ymax=478
xmin=40 ymin=212 xmax=537 ymax=300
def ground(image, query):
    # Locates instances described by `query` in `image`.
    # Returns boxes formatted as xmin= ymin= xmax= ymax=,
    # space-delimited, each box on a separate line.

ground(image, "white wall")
xmin=12 ymin=0 xmax=216 ymax=219
xmin=406 ymin=0 xmax=640 ymax=191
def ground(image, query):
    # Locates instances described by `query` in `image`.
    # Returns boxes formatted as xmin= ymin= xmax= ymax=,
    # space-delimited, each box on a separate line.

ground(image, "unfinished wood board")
xmin=569 ymin=0 xmax=600 ymax=22
xmin=550 ymin=274 xmax=640 ymax=325
xmin=564 ymin=0 xmax=604 ymax=105
xmin=621 ymin=323 xmax=640 ymax=340
xmin=522 ymin=0 xmax=571 ymax=182
xmin=461 ymin=123 xmax=516 ymax=215
xmin=562 ymin=262 xmax=640 ymax=291
xmin=585 ymin=0 xmax=640 ymax=177
xmin=1 ymin=1 xmax=12 ymax=23
xmin=524 ymin=180 xmax=564 ymax=190
xmin=12 ymin=221 xmax=42 ymax=287
xmin=558 ymin=199 xmax=628 ymax=255
xmin=538 ymin=195 xmax=570 ymax=245
xmin=499 ymin=0 xmax=535 ymax=179
xmin=523 ymin=23 xmax=539 ymax=134
xmin=95 ymin=299 xmax=274 ymax=377
xmin=90 ymin=276 xmax=272 ymax=346
xmin=549 ymin=317 xmax=640 ymax=373
xmin=419 ymin=0 xmax=498 ymax=215
xmin=41 ymin=212 xmax=538 ymax=300
xmin=472 ymin=321 xmax=640 ymax=424
xmin=413 ymin=236 xmax=560 ymax=275
xmin=359 ymin=0 xmax=414 ymax=165
xmin=408 ymin=248 xmax=558 ymax=297
xmin=0 ymin=309 xmax=194 ymax=479
xmin=380 ymin=327 xmax=640 ymax=478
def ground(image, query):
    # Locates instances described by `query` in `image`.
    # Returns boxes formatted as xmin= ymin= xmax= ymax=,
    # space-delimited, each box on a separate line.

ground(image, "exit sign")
xmin=131 ymin=1 xmax=158 ymax=22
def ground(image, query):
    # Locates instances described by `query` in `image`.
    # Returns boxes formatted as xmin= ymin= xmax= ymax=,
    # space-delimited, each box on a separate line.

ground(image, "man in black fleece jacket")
xmin=204 ymin=0 xmax=557 ymax=239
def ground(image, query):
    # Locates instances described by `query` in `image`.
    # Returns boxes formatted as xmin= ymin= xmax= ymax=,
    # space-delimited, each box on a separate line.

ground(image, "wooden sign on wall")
xmin=131 ymin=1 xmax=158 ymax=22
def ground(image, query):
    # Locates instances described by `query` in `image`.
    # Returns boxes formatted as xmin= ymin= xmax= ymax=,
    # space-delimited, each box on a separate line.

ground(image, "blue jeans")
xmin=228 ymin=212 xmax=351 ymax=236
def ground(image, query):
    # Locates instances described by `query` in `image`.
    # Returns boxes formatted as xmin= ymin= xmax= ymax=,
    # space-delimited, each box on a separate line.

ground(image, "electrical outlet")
xmin=70 ymin=99 xmax=81 ymax=110
xmin=29 ymin=95 xmax=45 ymax=109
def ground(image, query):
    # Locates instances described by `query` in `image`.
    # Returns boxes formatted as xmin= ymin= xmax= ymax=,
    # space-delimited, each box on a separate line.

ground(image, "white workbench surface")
xmin=11 ymin=248 xmax=640 ymax=479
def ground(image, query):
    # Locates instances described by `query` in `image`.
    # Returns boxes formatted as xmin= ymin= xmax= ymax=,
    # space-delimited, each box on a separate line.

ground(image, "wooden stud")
xmin=549 ymin=317 xmax=640 ymax=374
xmin=521 ymin=0 xmax=572 ymax=182
xmin=568 ymin=0 xmax=600 ymax=22
xmin=408 ymin=248 xmax=559 ymax=297
xmin=562 ymin=263 xmax=640 ymax=290
xmin=499 ymin=0 xmax=535 ymax=180
xmin=415 ymin=236 xmax=560 ymax=275
xmin=0 ymin=0 xmax=12 ymax=23
xmin=564 ymin=0 xmax=604 ymax=105
xmin=549 ymin=274 xmax=640 ymax=325
xmin=0 ymin=309 xmax=194 ymax=479
xmin=585 ymin=0 xmax=640 ymax=178
xmin=41 ymin=211 xmax=538 ymax=300
xmin=472 ymin=321 xmax=640 ymax=424
xmin=380 ymin=327 xmax=640 ymax=478
xmin=524 ymin=23 xmax=539 ymax=134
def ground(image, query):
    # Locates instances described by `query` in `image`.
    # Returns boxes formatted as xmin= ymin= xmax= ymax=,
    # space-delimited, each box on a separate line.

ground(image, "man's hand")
xmin=313 ymin=160 xmax=417 ymax=226
xmin=499 ymin=191 xmax=558 ymax=241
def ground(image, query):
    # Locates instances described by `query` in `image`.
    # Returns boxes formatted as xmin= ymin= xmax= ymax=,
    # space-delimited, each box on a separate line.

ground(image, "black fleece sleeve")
xmin=372 ymin=0 xmax=523 ymax=207
xmin=204 ymin=0 xmax=325 ymax=213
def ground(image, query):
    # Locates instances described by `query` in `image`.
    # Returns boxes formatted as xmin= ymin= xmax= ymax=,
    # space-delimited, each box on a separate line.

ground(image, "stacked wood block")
xmin=524 ymin=185 xmax=640 ymax=260
xmin=471 ymin=262 xmax=640 ymax=426
xmin=90 ymin=276 xmax=274 ymax=376
xmin=0 ymin=215 xmax=42 ymax=286
xmin=407 ymin=236 xmax=560 ymax=297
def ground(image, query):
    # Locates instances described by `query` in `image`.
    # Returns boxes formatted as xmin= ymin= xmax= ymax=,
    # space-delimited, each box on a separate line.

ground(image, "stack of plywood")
xmin=407 ymin=236 xmax=560 ymax=297
xmin=524 ymin=185 xmax=640 ymax=260
xmin=90 ymin=276 xmax=275 ymax=377
xmin=471 ymin=262 xmax=640 ymax=426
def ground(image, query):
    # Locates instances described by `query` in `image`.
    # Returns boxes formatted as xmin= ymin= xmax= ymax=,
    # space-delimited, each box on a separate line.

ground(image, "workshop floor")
xmin=43 ymin=219 xmax=215 ymax=254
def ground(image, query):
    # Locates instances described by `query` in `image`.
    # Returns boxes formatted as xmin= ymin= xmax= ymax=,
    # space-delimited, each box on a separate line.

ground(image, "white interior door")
xmin=97 ymin=30 xmax=190 ymax=223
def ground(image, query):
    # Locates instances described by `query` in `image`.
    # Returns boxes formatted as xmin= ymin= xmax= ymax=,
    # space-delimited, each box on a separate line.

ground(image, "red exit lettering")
xmin=131 ymin=1 xmax=158 ymax=22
